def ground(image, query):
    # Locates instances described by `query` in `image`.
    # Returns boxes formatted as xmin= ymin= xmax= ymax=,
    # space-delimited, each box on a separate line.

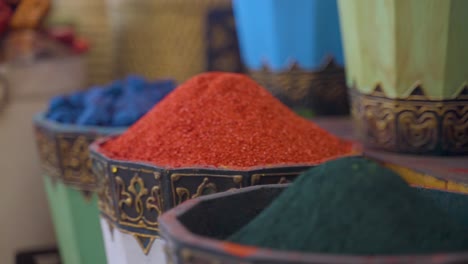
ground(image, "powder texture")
xmin=229 ymin=157 xmax=468 ymax=254
xmin=101 ymin=72 xmax=352 ymax=169
xmin=46 ymin=75 xmax=176 ymax=126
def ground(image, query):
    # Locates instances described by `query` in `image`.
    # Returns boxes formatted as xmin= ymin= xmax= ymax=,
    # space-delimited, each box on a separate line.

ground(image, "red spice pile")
xmin=101 ymin=72 xmax=353 ymax=169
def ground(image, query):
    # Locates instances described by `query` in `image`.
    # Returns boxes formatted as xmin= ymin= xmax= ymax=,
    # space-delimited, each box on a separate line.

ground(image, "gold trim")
xmin=193 ymin=177 xmax=218 ymax=198
xmin=133 ymin=235 xmax=156 ymax=256
xmin=351 ymin=85 xmax=468 ymax=154
xmin=146 ymin=185 xmax=163 ymax=223
xmin=114 ymin=172 xmax=160 ymax=232
xmin=365 ymin=84 xmax=468 ymax=101
xmin=382 ymin=162 xmax=468 ymax=194
xmin=35 ymin=129 xmax=60 ymax=178
xmin=110 ymin=226 xmax=161 ymax=256
xmin=98 ymin=164 xmax=164 ymax=253
xmin=176 ymin=187 xmax=191 ymax=205
xmin=35 ymin=130 xmax=100 ymax=191
xmin=59 ymin=135 xmax=95 ymax=184
xmin=35 ymin=129 xmax=107 ymax=200
xmin=170 ymin=173 xmax=243 ymax=206
xmin=117 ymin=175 xmax=148 ymax=223
xmin=232 ymin=175 xmax=243 ymax=184
xmin=250 ymin=172 xmax=301 ymax=186
xmin=248 ymin=58 xmax=349 ymax=115
xmin=97 ymin=164 xmax=117 ymax=222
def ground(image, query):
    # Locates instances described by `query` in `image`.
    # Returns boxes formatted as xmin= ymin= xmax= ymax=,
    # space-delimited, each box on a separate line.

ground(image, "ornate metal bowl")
xmin=159 ymin=184 xmax=468 ymax=264
xmin=350 ymin=87 xmax=468 ymax=156
xmin=249 ymin=59 xmax=349 ymax=116
xmin=89 ymin=137 xmax=360 ymax=254
xmin=33 ymin=113 xmax=126 ymax=195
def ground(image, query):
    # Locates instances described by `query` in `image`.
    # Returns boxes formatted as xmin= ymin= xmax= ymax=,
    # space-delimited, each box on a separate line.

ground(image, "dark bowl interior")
xmin=160 ymin=184 xmax=468 ymax=264
xmin=179 ymin=186 xmax=284 ymax=240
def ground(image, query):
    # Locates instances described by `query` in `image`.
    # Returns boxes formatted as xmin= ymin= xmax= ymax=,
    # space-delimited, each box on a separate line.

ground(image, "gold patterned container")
xmin=339 ymin=0 xmax=468 ymax=155
xmin=89 ymin=137 xmax=360 ymax=263
xmin=107 ymin=0 xmax=242 ymax=83
xmin=33 ymin=113 xmax=125 ymax=264
xmin=249 ymin=60 xmax=349 ymax=116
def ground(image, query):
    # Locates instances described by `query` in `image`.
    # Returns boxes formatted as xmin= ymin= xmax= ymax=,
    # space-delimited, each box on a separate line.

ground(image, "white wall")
xmin=0 ymin=58 xmax=86 ymax=263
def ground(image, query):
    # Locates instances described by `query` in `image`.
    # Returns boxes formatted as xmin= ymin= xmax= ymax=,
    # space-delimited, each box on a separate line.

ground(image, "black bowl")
xmin=159 ymin=184 xmax=468 ymax=264
xmin=89 ymin=137 xmax=360 ymax=253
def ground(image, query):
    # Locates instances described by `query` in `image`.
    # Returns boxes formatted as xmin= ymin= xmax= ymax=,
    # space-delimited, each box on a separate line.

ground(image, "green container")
xmin=339 ymin=0 xmax=468 ymax=155
xmin=33 ymin=113 xmax=126 ymax=264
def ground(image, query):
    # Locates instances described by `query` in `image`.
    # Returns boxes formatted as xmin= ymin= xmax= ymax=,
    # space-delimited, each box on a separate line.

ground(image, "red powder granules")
xmin=100 ymin=72 xmax=353 ymax=169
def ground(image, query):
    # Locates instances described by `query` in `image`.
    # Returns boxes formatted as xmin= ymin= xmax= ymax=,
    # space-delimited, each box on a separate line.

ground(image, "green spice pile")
xmin=229 ymin=157 xmax=468 ymax=255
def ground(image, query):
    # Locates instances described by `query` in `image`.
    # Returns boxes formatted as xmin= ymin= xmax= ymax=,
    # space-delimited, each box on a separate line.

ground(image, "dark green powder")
xmin=229 ymin=157 xmax=468 ymax=255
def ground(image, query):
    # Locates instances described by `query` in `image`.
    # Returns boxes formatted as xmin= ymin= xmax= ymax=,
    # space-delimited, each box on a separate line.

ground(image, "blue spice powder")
xmin=229 ymin=157 xmax=468 ymax=255
xmin=46 ymin=75 xmax=176 ymax=126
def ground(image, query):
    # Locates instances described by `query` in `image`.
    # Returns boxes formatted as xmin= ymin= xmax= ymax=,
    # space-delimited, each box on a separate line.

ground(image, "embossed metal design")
xmin=250 ymin=172 xmax=301 ymax=186
xmin=90 ymin=158 xmax=312 ymax=255
xmin=118 ymin=169 xmax=161 ymax=230
xmin=95 ymin=164 xmax=164 ymax=254
xmin=351 ymin=85 xmax=468 ymax=155
xmin=170 ymin=174 xmax=243 ymax=205
xmin=95 ymin=159 xmax=116 ymax=221
xmin=90 ymin=142 xmax=357 ymax=254
xmin=58 ymin=134 xmax=98 ymax=189
xmin=34 ymin=128 xmax=60 ymax=178
xmin=34 ymin=128 xmax=100 ymax=199
xmin=34 ymin=114 xmax=125 ymax=200
xmin=248 ymin=58 xmax=349 ymax=115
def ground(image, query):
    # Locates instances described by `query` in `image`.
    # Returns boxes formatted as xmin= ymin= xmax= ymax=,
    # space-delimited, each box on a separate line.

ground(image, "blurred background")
xmin=0 ymin=0 xmax=245 ymax=262
xmin=3 ymin=0 xmax=467 ymax=263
